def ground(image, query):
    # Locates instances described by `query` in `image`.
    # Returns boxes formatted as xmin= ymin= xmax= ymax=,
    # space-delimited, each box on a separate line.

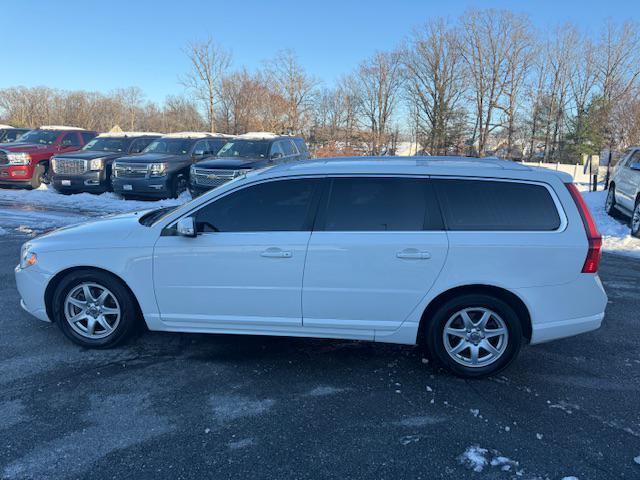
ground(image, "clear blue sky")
xmin=2 ymin=0 xmax=637 ymax=103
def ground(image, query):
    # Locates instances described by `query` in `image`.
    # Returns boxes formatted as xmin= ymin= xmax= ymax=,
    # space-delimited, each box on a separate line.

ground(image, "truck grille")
xmin=54 ymin=158 xmax=87 ymax=175
xmin=192 ymin=168 xmax=240 ymax=187
xmin=114 ymin=163 xmax=148 ymax=178
xmin=0 ymin=150 xmax=8 ymax=166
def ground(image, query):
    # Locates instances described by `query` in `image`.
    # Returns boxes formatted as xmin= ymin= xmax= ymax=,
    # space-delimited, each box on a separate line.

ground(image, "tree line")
xmin=1 ymin=8 xmax=639 ymax=161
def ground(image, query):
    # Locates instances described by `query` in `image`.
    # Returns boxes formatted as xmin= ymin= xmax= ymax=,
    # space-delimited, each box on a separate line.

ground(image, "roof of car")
xmin=0 ymin=124 xmax=14 ymax=129
xmin=97 ymin=132 xmax=162 ymax=138
xmin=257 ymin=156 xmax=573 ymax=182
xmin=39 ymin=125 xmax=87 ymax=131
xmin=162 ymin=132 xmax=230 ymax=139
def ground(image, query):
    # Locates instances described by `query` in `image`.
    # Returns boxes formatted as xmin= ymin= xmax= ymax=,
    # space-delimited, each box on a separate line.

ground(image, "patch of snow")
xmin=0 ymin=226 xmax=6 ymax=236
xmin=400 ymin=435 xmax=421 ymax=445
xmin=304 ymin=386 xmax=345 ymax=397
xmin=163 ymin=131 xmax=215 ymax=139
xmin=395 ymin=416 xmax=445 ymax=427
xmin=561 ymin=477 xmax=580 ymax=480
xmin=470 ymin=408 xmax=480 ymax=418
xmin=39 ymin=125 xmax=85 ymax=131
xmin=228 ymin=438 xmax=254 ymax=450
xmin=97 ymin=131 xmax=162 ymax=138
xmin=239 ymin=131 xmax=279 ymax=139
xmin=536 ymin=433 xmax=543 ymax=440
xmin=634 ymin=455 xmax=640 ymax=465
xmin=459 ymin=445 xmax=489 ymax=472
xmin=0 ymin=124 xmax=15 ymax=129
xmin=582 ymin=190 xmax=640 ymax=257
xmin=209 ymin=394 xmax=274 ymax=425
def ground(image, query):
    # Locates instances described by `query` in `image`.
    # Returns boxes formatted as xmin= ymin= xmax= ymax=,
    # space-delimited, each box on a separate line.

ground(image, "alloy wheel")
xmin=632 ymin=202 xmax=640 ymax=235
xmin=64 ymin=282 xmax=121 ymax=339
xmin=442 ymin=307 xmax=509 ymax=368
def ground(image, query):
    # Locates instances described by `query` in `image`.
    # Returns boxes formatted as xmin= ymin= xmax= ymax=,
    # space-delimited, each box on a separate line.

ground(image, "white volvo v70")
xmin=15 ymin=157 xmax=607 ymax=377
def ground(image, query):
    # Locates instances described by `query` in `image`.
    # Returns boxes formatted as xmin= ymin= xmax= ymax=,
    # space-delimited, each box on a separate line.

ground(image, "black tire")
xmin=631 ymin=199 xmax=640 ymax=239
xmin=170 ymin=174 xmax=187 ymax=199
xmin=424 ymin=294 xmax=523 ymax=378
xmin=605 ymin=185 xmax=617 ymax=216
xmin=52 ymin=269 xmax=141 ymax=348
xmin=29 ymin=163 xmax=44 ymax=190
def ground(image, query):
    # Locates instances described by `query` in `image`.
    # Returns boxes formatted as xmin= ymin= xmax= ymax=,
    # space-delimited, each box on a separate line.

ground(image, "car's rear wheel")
xmin=631 ymin=199 xmax=640 ymax=238
xmin=424 ymin=294 xmax=523 ymax=378
xmin=52 ymin=269 xmax=140 ymax=348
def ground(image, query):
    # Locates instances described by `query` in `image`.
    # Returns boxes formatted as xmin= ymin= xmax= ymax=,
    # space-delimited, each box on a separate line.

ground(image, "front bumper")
xmin=15 ymin=264 xmax=52 ymax=322
xmin=0 ymin=164 xmax=35 ymax=186
xmin=51 ymin=171 xmax=109 ymax=193
xmin=112 ymin=176 xmax=172 ymax=197
xmin=188 ymin=182 xmax=211 ymax=197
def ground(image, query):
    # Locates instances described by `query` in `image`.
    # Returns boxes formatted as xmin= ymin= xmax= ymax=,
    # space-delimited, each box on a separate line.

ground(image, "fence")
xmin=521 ymin=161 xmax=608 ymax=188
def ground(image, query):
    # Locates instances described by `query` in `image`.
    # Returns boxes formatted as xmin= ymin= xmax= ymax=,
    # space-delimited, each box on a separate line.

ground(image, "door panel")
xmin=153 ymin=232 xmax=310 ymax=327
xmin=302 ymin=231 xmax=448 ymax=331
xmin=618 ymin=150 xmax=640 ymax=210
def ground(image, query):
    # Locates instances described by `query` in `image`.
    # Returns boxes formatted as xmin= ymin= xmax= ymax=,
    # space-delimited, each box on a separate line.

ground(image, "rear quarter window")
xmin=434 ymin=179 xmax=561 ymax=231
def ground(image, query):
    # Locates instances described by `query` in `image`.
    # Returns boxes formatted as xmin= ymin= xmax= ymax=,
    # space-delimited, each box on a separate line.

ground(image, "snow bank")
xmin=582 ymin=190 xmax=640 ymax=258
xmin=0 ymin=185 xmax=188 ymax=217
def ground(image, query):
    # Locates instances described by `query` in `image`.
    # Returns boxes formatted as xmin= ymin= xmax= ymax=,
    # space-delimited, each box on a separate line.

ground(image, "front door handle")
xmin=396 ymin=249 xmax=431 ymax=260
xmin=261 ymin=248 xmax=292 ymax=258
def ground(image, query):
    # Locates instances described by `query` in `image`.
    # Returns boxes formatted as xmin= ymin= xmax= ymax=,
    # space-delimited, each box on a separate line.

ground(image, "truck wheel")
xmin=170 ymin=175 xmax=187 ymax=199
xmin=631 ymin=199 xmax=640 ymax=238
xmin=29 ymin=164 xmax=44 ymax=190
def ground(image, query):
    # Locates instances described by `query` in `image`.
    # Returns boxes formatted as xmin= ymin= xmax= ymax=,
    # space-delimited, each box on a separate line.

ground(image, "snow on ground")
xmin=0 ymin=185 xmax=190 ymax=235
xmin=582 ymin=190 xmax=640 ymax=258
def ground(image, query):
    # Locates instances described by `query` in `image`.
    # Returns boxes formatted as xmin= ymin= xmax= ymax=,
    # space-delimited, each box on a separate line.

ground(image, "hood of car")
xmin=115 ymin=153 xmax=185 ymax=164
xmin=195 ymin=156 xmax=265 ymax=169
xmin=29 ymin=211 xmax=151 ymax=252
xmin=0 ymin=143 xmax=54 ymax=153
xmin=53 ymin=150 xmax=125 ymax=161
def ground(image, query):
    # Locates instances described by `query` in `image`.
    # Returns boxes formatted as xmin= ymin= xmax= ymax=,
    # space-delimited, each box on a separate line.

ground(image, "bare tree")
xmin=353 ymin=51 xmax=403 ymax=155
xmin=182 ymin=38 xmax=231 ymax=133
xmin=265 ymin=50 xmax=318 ymax=134
xmin=403 ymin=18 xmax=466 ymax=155
xmin=114 ymin=87 xmax=144 ymax=130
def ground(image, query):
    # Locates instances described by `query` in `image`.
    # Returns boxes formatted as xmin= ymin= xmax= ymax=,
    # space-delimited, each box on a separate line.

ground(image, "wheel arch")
xmin=44 ymin=266 xmax=143 ymax=324
xmin=417 ymin=284 xmax=532 ymax=344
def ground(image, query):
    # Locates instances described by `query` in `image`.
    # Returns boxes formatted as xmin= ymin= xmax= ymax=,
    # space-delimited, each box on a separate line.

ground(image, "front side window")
xmin=281 ymin=140 xmax=296 ymax=156
xmin=434 ymin=179 xmax=561 ymax=231
xmin=61 ymin=132 xmax=81 ymax=147
xmin=321 ymin=177 xmax=432 ymax=231
xmin=195 ymin=179 xmax=318 ymax=232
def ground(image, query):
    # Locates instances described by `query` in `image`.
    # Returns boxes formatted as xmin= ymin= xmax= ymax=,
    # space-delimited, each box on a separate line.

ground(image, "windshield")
xmin=83 ymin=137 xmax=128 ymax=152
xmin=216 ymin=140 xmax=270 ymax=159
xmin=144 ymin=139 xmax=192 ymax=155
xmin=17 ymin=130 xmax=59 ymax=145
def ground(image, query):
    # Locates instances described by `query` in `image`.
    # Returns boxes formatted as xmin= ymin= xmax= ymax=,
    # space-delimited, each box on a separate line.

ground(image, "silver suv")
xmin=606 ymin=147 xmax=640 ymax=237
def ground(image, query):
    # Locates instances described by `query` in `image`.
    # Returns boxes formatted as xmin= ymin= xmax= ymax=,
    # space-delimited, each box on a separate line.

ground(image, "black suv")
xmin=112 ymin=133 xmax=229 ymax=199
xmin=0 ymin=127 xmax=30 ymax=144
xmin=189 ymin=133 xmax=310 ymax=196
xmin=50 ymin=133 xmax=161 ymax=194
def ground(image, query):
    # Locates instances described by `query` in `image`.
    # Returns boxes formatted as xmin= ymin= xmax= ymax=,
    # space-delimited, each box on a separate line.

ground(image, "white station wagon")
xmin=15 ymin=157 xmax=607 ymax=377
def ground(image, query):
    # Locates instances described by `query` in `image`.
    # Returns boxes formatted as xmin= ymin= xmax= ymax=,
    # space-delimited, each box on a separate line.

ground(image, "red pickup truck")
xmin=0 ymin=126 xmax=97 ymax=189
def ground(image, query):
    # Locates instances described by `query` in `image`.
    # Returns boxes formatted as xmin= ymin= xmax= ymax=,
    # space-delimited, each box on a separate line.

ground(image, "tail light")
xmin=565 ymin=183 xmax=602 ymax=273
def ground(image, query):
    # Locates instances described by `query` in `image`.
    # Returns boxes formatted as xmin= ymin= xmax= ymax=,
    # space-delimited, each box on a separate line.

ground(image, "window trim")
xmin=431 ymin=176 xmax=568 ymax=234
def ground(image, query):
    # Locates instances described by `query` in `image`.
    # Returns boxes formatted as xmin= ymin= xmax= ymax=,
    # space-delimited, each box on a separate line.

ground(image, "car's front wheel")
xmin=52 ymin=269 xmax=140 ymax=348
xmin=424 ymin=294 xmax=523 ymax=378
xmin=631 ymin=199 xmax=640 ymax=238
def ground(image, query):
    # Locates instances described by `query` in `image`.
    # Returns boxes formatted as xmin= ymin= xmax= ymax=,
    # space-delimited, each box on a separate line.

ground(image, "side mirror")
xmin=176 ymin=217 xmax=197 ymax=237
xmin=271 ymin=152 xmax=283 ymax=160
xmin=630 ymin=162 xmax=640 ymax=171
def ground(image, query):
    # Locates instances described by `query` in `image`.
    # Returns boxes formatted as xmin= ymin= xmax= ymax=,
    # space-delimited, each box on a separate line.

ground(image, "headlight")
xmin=149 ymin=162 xmax=168 ymax=177
xmin=7 ymin=152 xmax=31 ymax=165
xmin=19 ymin=243 xmax=37 ymax=269
xmin=89 ymin=158 xmax=104 ymax=171
xmin=51 ymin=158 xmax=58 ymax=173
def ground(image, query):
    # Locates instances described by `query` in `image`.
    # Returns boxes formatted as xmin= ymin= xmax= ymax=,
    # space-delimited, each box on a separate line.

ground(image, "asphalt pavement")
xmin=1 ymin=232 xmax=639 ymax=480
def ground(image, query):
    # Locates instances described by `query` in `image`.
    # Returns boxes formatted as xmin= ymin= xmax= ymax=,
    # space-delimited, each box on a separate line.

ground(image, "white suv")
xmin=606 ymin=147 xmax=640 ymax=237
xmin=15 ymin=157 xmax=607 ymax=377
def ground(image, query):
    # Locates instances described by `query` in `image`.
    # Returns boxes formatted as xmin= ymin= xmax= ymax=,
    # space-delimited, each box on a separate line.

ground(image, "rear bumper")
xmin=15 ymin=265 xmax=52 ymax=322
xmin=517 ymin=274 xmax=608 ymax=344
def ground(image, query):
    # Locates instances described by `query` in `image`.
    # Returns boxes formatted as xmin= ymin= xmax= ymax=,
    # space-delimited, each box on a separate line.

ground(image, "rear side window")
xmin=320 ymin=177 xmax=437 ymax=231
xmin=195 ymin=179 xmax=318 ymax=232
xmin=293 ymin=138 xmax=308 ymax=154
xmin=281 ymin=140 xmax=296 ymax=156
xmin=434 ymin=179 xmax=561 ymax=231
xmin=81 ymin=132 xmax=96 ymax=144
xmin=129 ymin=138 xmax=154 ymax=154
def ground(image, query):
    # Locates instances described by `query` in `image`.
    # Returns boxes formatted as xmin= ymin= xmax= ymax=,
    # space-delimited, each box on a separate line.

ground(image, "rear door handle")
xmin=261 ymin=248 xmax=292 ymax=258
xmin=396 ymin=249 xmax=431 ymax=260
